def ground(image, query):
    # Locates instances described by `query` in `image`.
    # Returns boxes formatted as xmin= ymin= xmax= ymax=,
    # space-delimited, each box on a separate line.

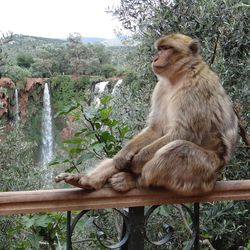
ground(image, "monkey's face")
xmin=152 ymin=33 xmax=199 ymax=76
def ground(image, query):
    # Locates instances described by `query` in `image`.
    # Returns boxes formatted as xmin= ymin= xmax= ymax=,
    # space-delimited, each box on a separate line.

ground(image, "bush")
xmin=101 ymin=64 xmax=117 ymax=78
xmin=16 ymin=53 xmax=34 ymax=68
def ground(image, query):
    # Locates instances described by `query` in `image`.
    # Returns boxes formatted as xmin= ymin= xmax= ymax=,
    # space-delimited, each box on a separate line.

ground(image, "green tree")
xmin=66 ymin=33 xmax=91 ymax=76
xmin=31 ymin=44 xmax=68 ymax=77
xmin=16 ymin=53 xmax=34 ymax=68
xmin=101 ymin=64 xmax=117 ymax=78
xmin=0 ymin=32 xmax=13 ymax=77
xmin=5 ymin=64 xmax=31 ymax=82
xmin=109 ymin=1 xmax=250 ymax=249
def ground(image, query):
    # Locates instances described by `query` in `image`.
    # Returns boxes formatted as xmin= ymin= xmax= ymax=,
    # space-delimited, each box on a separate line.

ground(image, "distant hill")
xmin=10 ymin=34 xmax=66 ymax=45
xmin=81 ymin=37 xmax=122 ymax=46
xmin=2 ymin=34 xmax=123 ymax=63
xmin=7 ymin=34 xmax=122 ymax=46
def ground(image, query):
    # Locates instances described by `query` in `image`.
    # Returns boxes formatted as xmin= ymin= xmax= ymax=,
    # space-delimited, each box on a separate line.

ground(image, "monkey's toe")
xmin=109 ymin=172 xmax=136 ymax=192
xmin=55 ymin=173 xmax=70 ymax=183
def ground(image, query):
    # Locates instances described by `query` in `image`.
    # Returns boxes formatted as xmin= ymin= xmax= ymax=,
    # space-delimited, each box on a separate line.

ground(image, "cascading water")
xmin=14 ymin=89 xmax=20 ymax=122
xmin=112 ymin=79 xmax=123 ymax=95
xmin=40 ymin=83 xmax=54 ymax=188
xmin=94 ymin=81 xmax=109 ymax=105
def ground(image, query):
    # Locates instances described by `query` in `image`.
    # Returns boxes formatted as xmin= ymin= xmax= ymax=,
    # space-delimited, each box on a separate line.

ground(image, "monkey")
xmin=55 ymin=33 xmax=238 ymax=196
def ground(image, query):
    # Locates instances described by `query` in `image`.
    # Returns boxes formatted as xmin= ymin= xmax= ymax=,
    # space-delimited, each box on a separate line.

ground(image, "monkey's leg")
xmin=108 ymin=172 xmax=138 ymax=192
xmin=114 ymin=126 xmax=161 ymax=170
xmin=139 ymin=140 xmax=222 ymax=196
xmin=55 ymin=159 xmax=119 ymax=190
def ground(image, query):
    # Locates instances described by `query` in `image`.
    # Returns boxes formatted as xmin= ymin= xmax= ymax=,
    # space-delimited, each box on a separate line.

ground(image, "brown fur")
xmin=55 ymin=33 xmax=238 ymax=196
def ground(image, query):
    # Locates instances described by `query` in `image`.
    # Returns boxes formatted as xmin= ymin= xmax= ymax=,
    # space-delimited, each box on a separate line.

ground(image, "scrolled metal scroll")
xmin=68 ymin=208 xmax=130 ymax=249
xmin=93 ymin=208 xmax=130 ymax=249
xmin=144 ymin=205 xmax=174 ymax=246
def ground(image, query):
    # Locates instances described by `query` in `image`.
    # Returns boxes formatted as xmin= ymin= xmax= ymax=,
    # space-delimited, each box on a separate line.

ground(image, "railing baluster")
xmin=67 ymin=211 xmax=72 ymax=250
xmin=127 ymin=207 xmax=145 ymax=250
xmin=194 ymin=203 xmax=200 ymax=250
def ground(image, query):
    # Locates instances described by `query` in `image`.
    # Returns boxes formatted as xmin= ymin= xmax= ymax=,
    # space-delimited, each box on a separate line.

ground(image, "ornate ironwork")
xmin=67 ymin=209 xmax=130 ymax=249
xmin=66 ymin=203 xmax=200 ymax=250
xmin=94 ymin=209 xmax=130 ymax=249
xmin=144 ymin=205 xmax=174 ymax=246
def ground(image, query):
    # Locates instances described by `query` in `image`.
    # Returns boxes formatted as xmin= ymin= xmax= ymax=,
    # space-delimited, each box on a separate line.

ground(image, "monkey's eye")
xmin=158 ymin=45 xmax=172 ymax=51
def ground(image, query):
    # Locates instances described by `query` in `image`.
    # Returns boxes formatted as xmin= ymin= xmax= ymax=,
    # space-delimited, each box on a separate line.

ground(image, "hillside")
xmin=2 ymin=34 xmax=122 ymax=63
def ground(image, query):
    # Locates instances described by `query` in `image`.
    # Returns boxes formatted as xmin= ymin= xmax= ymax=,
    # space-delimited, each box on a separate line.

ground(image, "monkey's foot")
xmin=109 ymin=172 xmax=137 ymax=192
xmin=55 ymin=173 xmax=94 ymax=189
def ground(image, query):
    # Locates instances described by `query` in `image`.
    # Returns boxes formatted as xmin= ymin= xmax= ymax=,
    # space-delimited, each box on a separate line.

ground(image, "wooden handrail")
xmin=0 ymin=180 xmax=249 ymax=215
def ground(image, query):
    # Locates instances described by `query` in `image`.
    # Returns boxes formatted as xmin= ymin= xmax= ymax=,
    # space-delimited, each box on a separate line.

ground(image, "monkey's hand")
xmin=131 ymin=147 xmax=154 ymax=175
xmin=113 ymin=149 xmax=135 ymax=170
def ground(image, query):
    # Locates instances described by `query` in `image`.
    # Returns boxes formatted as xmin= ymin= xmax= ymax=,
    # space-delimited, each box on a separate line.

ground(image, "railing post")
xmin=194 ymin=203 xmax=200 ymax=250
xmin=67 ymin=211 xmax=72 ymax=250
xmin=127 ymin=206 xmax=145 ymax=250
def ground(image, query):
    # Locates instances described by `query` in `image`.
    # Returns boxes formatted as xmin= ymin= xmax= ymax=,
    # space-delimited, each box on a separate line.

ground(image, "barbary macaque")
xmin=55 ymin=33 xmax=238 ymax=196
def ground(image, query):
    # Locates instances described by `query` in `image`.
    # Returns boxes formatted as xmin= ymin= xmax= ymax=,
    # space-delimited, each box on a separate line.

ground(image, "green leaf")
xmin=100 ymin=131 xmax=115 ymax=142
xmin=65 ymin=166 xmax=77 ymax=173
xmin=54 ymin=101 xmax=80 ymax=117
xmin=28 ymin=234 xmax=43 ymax=249
xmin=49 ymin=158 xmax=70 ymax=166
xmin=76 ymin=152 xmax=94 ymax=165
xmin=119 ymin=125 xmax=130 ymax=138
xmin=63 ymin=137 xmax=87 ymax=144
xmin=100 ymin=96 xmax=112 ymax=105
xmin=90 ymin=142 xmax=105 ymax=151
xmin=99 ymin=106 xmax=112 ymax=119
xmin=68 ymin=147 xmax=84 ymax=154
xmin=74 ymin=128 xmax=88 ymax=136
xmin=94 ymin=122 xmax=101 ymax=129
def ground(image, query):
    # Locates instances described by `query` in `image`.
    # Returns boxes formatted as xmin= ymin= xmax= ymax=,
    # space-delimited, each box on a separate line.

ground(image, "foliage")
xmin=4 ymin=64 xmax=32 ymax=82
xmin=101 ymin=64 xmax=117 ymax=78
xmin=50 ymin=75 xmax=80 ymax=111
xmin=18 ymin=212 xmax=67 ymax=249
xmin=0 ymin=125 xmax=40 ymax=192
xmin=16 ymin=53 xmax=34 ymax=68
xmin=201 ymin=201 xmax=249 ymax=249
xmin=0 ymin=32 xmax=13 ymax=77
xmin=2 ymin=33 xmax=116 ymax=78
xmin=51 ymin=96 xmax=130 ymax=173
xmin=75 ymin=75 xmax=91 ymax=91
xmin=0 ymin=124 xmax=44 ymax=249
xmin=110 ymin=0 xmax=249 ymax=96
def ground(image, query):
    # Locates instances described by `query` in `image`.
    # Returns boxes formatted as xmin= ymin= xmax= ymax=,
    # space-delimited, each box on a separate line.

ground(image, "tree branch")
xmin=233 ymin=104 xmax=250 ymax=146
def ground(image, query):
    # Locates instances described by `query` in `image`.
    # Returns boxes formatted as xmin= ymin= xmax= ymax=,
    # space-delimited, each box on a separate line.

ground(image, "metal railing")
xmin=0 ymin=180 xmax=250 ymax=249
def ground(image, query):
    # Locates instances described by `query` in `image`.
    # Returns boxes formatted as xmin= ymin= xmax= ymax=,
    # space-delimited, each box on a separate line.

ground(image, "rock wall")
xmin=0 ymin=78 xmax=15 ymax=118
xmin=19 ymin=78 xmax=48 ymax=120
xmin=0 ymin=77 xmax=48 ymax=120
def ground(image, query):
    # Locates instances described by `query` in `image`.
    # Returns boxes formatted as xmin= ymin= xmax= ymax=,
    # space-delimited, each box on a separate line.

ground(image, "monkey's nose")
xmin=153 ymin=55 xmax=159 ymax=62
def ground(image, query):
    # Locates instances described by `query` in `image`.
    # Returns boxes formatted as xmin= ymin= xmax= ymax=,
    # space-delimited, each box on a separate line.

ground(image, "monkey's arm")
xmin=130 ymin=129 xmax=178 ymax=169
xmin=131 ymin=109 xmax=210 ymax=171
xmin=113 ymin=126 xmax=161 ymax=170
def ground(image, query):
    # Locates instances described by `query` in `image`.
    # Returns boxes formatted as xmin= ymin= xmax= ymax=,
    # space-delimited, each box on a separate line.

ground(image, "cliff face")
xmin=19 ymin=78 xmax=48 ymax=120
xmin=0 ymin=77 xmax=48 ymax=120
xmin=0 ymin=78 xmax=15 ymax=118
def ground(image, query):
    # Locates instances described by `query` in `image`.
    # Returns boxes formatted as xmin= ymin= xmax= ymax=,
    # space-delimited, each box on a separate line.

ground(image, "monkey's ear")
xmin=189 ymin=39 xmax=200 ymax=54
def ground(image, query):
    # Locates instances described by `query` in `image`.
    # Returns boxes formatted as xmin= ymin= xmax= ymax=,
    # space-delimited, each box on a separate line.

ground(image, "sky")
xmin=0 ymin=0 xmax=121 ymax=39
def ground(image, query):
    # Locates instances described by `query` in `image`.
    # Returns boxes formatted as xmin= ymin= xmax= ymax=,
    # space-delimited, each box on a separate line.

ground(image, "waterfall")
xmin=40 ymin=83 xmax=54 ymax=188
xmin=14 ymin=89 xmax=20 ymax=122
xmin=94 ymin=81 xmax=109 ymax=105
xmin=112 ymin=79 xmax=123 ymax=95
xmin=95 ymin=81 xmax=109 ymax=93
